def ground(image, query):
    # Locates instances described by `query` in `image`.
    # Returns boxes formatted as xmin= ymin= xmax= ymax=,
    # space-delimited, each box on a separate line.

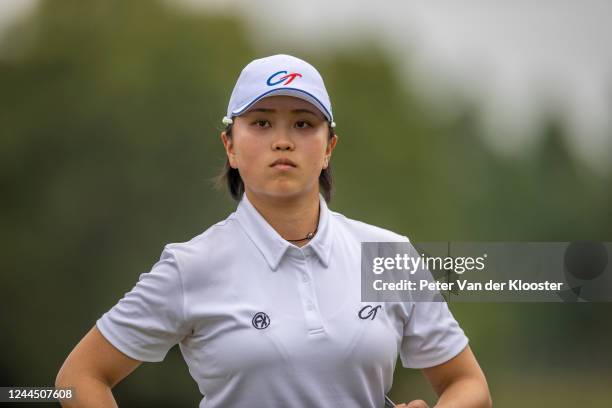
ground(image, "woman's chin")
xmin=256 ymin=184 xmax=313 ymax=200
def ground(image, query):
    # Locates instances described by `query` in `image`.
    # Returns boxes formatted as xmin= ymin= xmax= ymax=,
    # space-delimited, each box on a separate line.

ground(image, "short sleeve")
xmin=96 ymin=245 xmax=190 ymax=362
xmin=399 ymin=300 xmax=469 ymax=369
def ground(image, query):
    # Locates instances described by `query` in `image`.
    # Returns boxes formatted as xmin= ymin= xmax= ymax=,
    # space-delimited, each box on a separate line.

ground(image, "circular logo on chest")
xmin=252 ymin=312 xmax=271 ymax=329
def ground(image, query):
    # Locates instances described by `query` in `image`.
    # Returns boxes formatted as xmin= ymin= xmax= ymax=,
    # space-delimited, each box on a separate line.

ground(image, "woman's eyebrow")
xmin=246 ymin=108 xmax=321 ymax=118
xmin=291 ymin=108 xmax=319 ymax=117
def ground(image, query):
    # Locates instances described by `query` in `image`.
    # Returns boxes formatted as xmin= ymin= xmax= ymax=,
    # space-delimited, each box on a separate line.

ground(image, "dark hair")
xmin=215 ymin=121 xmax=336 ymax=203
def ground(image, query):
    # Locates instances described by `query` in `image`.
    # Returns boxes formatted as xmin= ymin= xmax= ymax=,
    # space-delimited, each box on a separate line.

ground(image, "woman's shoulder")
xmin=160 ymin=214 xmax=241 ymax=269
xmin=329 ymin=209 xmax=410 ymax=243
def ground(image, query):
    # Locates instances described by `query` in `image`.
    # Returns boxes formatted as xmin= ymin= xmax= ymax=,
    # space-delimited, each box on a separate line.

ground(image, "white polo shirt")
xmin=96 ymin=193 xmax=468 ymax=407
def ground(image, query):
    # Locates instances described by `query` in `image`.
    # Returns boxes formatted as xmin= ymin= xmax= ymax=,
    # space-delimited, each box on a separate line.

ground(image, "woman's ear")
xmin=323 ymin=134 xmax=338 ymax=169
xmin=220 ymin=131 xmax=238 ymax=169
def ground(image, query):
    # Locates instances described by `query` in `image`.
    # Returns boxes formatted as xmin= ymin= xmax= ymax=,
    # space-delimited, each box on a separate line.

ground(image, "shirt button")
xmin=306 ymin=302 xmax=315 ymax=310
xmin=302 ymin=274 xmax=309 ymax=283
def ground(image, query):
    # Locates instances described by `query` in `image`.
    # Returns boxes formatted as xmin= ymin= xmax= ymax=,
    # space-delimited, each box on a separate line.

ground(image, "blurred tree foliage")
xmin=1 ymin=0 xmax=611 ymax=405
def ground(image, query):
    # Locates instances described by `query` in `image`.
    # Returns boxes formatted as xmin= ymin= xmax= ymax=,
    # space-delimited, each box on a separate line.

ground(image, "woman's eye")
xmin=295 ymin=121 xmax=312 ymax=129
xmin=253 ymin=120 xmax=270 ymax=128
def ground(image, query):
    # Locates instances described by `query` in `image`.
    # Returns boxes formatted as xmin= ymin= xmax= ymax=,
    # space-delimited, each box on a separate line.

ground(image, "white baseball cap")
xmin=222 ymin=54 xmax=335 ymax=128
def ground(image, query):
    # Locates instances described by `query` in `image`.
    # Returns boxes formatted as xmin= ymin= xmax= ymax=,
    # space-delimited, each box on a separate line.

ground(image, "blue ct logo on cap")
xmin=267 ymin=70 xmax=302 ymax=86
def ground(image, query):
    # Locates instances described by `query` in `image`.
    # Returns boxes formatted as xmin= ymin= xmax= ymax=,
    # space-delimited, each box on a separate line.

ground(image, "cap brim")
xmin=231 ymin=87 xmax=332 ymax=122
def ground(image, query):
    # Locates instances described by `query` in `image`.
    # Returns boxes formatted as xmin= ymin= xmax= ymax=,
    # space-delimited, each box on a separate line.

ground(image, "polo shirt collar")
xmin=234 ymin=192 xmax=333 ymax=271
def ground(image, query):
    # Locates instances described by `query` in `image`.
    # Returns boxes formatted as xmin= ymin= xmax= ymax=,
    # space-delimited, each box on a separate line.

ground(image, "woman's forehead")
xmin=245 ymin=96 xmax=325 ymax=118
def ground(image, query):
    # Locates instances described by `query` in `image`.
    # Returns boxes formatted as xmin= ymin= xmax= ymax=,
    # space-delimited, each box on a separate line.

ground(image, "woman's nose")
xmin=271 ymin=131 xmax=294 ymax=151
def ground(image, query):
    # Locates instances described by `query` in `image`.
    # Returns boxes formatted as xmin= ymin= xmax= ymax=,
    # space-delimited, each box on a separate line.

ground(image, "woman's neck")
xmin=245 ymin=189 xmax=320 ymax=248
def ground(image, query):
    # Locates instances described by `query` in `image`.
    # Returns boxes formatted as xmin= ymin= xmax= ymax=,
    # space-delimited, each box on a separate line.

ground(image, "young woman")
xmin=56 ymin=54 xmax=491 ymax=408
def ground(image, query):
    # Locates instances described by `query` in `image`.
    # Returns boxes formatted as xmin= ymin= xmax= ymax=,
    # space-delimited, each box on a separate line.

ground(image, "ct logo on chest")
xmin=252 ymin=312 xmax=271 ymax=329
xmin=358 ymin=305 xmax=382 ymax=320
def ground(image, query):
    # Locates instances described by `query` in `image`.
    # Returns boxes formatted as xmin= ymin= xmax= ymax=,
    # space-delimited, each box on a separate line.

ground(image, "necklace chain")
xmin=286 ymin=227 xmax=318 ymax=242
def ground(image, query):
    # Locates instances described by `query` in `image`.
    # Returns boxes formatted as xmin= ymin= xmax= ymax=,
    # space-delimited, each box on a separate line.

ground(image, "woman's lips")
xmin=272 ymin=164 xmax=295 ymax=170
xmin=270 ymin=158 xmax=297 ymax=170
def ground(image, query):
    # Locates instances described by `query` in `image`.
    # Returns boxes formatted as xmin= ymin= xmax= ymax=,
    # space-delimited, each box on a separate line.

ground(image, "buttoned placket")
xmin=290 ymin=246 xmax=325 ymax=335
xmin=233 ymin=192 xmax=333 ymax=336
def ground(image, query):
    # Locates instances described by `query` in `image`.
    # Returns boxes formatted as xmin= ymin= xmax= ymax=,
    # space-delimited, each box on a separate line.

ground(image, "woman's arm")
xmin=416 ymin=345 xmax=491 ymax=408
xmin=397 ymin=346 xmax=492 ymax=408
xmin=55 ymin=325 xmax=142 ymax=407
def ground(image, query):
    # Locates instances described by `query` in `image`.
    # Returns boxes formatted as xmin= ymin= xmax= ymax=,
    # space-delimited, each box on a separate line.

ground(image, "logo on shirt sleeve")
xmin=358 ymin=305 xmax=382 ymax=320
xmin=252 ymin=312 xmax=271 ymax=329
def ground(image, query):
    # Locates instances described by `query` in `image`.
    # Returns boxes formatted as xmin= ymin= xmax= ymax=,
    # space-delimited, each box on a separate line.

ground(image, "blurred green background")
xmin=1 ymin=0 xmax=611 ymax=406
